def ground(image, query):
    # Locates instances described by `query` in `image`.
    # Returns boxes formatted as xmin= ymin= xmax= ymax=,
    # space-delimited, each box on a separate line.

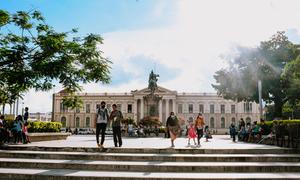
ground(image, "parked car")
xmin=78 ymin=128 xmax=94 ymax=135
xmin=105 ymin=128 xmax=113 ymax=135
xmin=60 ymin=128 xmax=66 ymax=133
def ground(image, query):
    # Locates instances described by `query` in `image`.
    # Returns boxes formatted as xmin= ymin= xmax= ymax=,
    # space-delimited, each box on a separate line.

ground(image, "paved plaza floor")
xmin=17 ymin=135 xmax=283 ymax=149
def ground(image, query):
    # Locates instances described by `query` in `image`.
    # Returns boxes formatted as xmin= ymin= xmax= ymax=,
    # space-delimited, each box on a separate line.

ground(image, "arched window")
xmin=221 ymin=117 xmax=225 ymax=128
xmin=76 ymin=117 xmax=80 ymax=128
xmin=210 ymin=117 xmax=215 ymax=128
xmin=246 ymin=117 xmax=251 ymax=124
xmin=231 ymin=117 xmax=236 ymax=125
xmin=61 ymin=117 xmax=66 ymax=127
xmin=86 ymin=117 xmax=90 ymax=128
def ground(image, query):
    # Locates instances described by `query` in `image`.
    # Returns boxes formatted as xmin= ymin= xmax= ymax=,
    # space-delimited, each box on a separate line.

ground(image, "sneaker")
xmin=97 ymin=143 xmax=102 ymax=148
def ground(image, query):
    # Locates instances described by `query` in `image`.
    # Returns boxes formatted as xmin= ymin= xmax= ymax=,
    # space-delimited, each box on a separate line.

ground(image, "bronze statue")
xmin=148 ymin=70 xmax=159 ymax=94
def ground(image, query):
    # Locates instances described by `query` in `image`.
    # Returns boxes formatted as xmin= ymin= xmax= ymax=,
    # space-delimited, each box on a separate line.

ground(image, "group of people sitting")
xmin=229 ymin=118 xmax=271 ymax=143
xmin=0 ymin=110 xmax=31 ymax=145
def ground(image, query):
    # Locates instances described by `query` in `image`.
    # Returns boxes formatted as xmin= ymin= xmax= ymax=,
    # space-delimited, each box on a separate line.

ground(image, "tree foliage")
xmin=282 ymin=56 xmax=300 ymax=106
xmin=0 ymin=9 xmax=111 ymax=105
xmin=212 ymin=32 xmax=300 ymax=118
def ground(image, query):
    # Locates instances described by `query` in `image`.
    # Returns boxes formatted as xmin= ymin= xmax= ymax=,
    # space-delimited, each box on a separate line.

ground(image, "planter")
xmin=28 ymin=133 xmax=71 ymax=142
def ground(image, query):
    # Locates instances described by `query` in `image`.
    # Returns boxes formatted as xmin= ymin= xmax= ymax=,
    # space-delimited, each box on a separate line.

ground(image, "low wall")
xmin=28 ymin=133 xmax=71 ymax=142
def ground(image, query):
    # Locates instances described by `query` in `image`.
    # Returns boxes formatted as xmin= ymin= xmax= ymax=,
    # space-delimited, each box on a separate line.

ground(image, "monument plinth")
xmin=141 ymin=70 xmax=162 ymax=124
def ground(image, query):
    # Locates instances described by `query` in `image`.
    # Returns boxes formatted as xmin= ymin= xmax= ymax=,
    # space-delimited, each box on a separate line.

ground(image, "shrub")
xmin=139 ymin=116 xmax=162 ymax=127
xmin=121 ymin=117 xmax=136 ymax=126
xmin=27 ymin=121 xmax=62 ymax=133
xmin=159 ymin=126 xmax=166 ymax=133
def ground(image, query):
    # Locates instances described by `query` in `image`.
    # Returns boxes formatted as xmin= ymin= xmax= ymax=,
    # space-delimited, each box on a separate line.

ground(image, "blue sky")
xmin=1 ymin=0 xmax=175 ymax=34
xmin=2 ymin=0 xmax=300 ymax=113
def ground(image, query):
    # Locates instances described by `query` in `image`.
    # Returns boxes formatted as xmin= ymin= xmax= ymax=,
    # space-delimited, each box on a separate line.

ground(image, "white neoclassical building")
xmin=52 ymin=86 xmax=260 ymax=134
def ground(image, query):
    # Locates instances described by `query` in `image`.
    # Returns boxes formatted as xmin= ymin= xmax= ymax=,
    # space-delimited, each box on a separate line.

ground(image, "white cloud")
xmin=21 ymin=0 xmax=300 ymax=113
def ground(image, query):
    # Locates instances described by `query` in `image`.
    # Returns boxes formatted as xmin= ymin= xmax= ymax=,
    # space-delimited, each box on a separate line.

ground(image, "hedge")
xmin=259 ymin=120 xmax=300 ymax=127
xmin=3 ymin=119 xmax=62 ymax=133
xmin=27 ymin=121 xmax=62 ymax=133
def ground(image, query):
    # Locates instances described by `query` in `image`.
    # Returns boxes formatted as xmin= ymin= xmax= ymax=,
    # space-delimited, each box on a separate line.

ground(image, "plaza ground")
xmin=16 ymin=135 xmax=283 ymax=149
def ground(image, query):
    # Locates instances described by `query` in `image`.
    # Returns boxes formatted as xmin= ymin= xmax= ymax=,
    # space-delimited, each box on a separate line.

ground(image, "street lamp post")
xmin=258 ymin=80 xmax=263 ymax=122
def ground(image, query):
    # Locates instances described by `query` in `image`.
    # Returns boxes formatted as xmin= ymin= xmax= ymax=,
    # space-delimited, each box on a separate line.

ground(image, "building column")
xmin=159 ymin=99 xmax=163 ymax=122
xmin=134 ymin=99 xmax=138 ymax=121
xmin=172 ymin=99 xmax=176 ymax=113
xmin=165 ymin=99 xmax=169 ymax=118
xmin=140 ymin=98 xmax=144 ymax=119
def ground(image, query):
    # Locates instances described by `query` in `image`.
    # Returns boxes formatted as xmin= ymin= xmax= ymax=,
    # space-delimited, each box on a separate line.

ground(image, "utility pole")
xmin=258 ymin=80 xmax=263 ymax=122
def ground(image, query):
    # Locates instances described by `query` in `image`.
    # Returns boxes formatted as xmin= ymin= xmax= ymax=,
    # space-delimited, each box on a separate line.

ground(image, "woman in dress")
xmin=187 ymin=121 xmax=197 ymax=147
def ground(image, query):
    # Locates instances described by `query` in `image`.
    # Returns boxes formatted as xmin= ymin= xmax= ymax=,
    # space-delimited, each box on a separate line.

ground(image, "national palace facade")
xmin=52 ymin=86 xmax=260 ymax=134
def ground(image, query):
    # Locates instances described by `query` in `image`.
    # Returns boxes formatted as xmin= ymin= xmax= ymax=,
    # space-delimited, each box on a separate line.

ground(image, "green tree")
xmin=282 ymin=56 xmax=300 ymax=106
xmin=0 ymin=10 xmax=111 ymax=104
xmin=212 ymin=32 xmax=299 ymax=118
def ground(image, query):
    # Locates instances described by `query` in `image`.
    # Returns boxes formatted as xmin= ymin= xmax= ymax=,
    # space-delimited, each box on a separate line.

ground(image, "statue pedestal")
xmin=144 ymin=94 xmax=161 ymax=117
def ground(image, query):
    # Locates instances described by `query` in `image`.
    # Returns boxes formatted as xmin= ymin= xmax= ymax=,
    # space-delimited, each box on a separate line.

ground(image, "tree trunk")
xmin=2 ymin=104 xmax=5 ymax=115
xmin=74 ymin=112 xmax=76 ymax=128
xmin=273 ymin=98 xmax=283 ymax=119
xmin=9 ymin=104 xmax=12 ymax=114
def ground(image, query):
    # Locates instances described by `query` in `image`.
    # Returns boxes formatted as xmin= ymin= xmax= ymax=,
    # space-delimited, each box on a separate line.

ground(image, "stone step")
xmin=0 ymin=168 xmax=299 ymax=180
xmin=1 ymin=150 xmax=300 ymax=162
xmin=0 ymin=158 xmax=299 ymax=173
xmin=2 ymin=145 xmax=300 ymax=154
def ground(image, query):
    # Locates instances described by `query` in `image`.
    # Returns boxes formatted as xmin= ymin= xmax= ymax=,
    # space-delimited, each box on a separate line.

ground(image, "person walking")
xmin=23 ymin=107 xmax=29 ymax=122
xmin=166 ymin=112 xmax=180 ymax=148
xmin=95 ymin=101 xmax=109 ymax=148
xmin=194 ymin=113 xmax=205 ymax=147
xmin=110 ymin=104 xmax=123 ymax=147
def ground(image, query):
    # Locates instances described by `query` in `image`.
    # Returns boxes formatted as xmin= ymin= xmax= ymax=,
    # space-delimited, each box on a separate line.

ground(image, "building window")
xmin=221 ymin=104 xmax=225 ymax=114
xmin=231 ymin=117 xmax=236 ymax=125
xmin=178 ymin=104 xmax=183 ymax=114
xmin=117 ymin=104 xmax=122 ymax=111
xmin=210 ymin=104 xmax=214 ymax=114
xmin=96 ymin=104 xmax=101 ymax=110
xmin=86 ymin=104 xmax=90 ymax=113
xmin=210 ymin=117 xmax=215 ymax=128
xmin=76 ymin=107 xmax=80 ymax=113
xmin=60 ymin=102 xmax=67 ymax=112
xmin=76 ymin=117 xmax=80 ymax=128
xmin=199 ymin=104 xmax=204 ymax=113
xmin=189 ymin=117 xmax=193 ymax=122
xmin=221 ymin=117 xmax=225 ymax=128
xmin=85 ymin=117 xmax=90 ymax=128
xmin=127 ymin=104 xmax=132 ymax=113
xmin=231 ymin=105 xmax=235 ymax=114
xmin=61 ymin=117 xmax=66 ymax=127
xmin=244 ymin=102 xmax=252 ymax=113
xmin=188 ymin=104 xmax=193 ymax=113
xmin=106 ymin=104 xmax=111 ymax=112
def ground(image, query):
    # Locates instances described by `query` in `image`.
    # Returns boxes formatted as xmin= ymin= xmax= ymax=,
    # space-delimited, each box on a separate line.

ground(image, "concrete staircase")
xmin=0 ymin=146 xmax=299 ymax=179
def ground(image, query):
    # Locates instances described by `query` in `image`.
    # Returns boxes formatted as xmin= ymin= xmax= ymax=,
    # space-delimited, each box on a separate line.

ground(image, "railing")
xmin=176 ymin=92 xmax=218 ymax=96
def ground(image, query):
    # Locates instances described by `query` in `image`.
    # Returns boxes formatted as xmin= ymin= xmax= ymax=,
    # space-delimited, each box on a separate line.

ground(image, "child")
xmin=187 ymin=121 xmax=197 ymax=147
xmin=22 ymin=122 xmax=30 ymax=143
xmin=204 ymin=125 xmax=210 ymax=142
xmin=229 ymin=123 xmax=237 ymax=142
